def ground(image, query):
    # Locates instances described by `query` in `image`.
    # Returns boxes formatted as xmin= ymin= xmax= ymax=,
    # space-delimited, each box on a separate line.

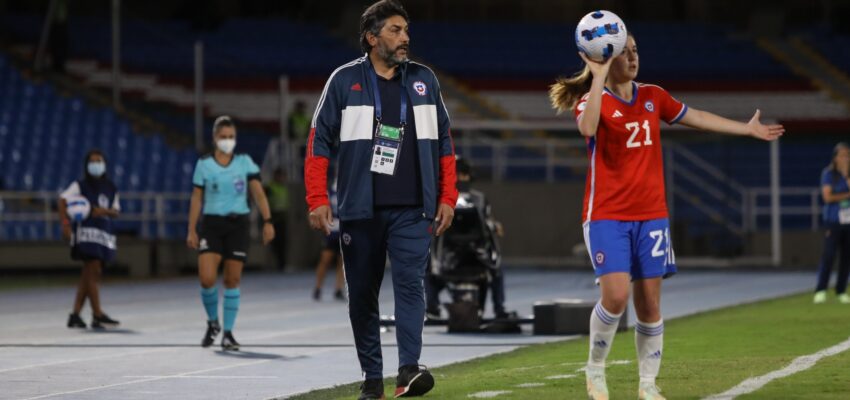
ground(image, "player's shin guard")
xmin=635 ymin=319 xmax=664 ymax=384
xmin=588 ymin=301 xmax=623 ymax=367
xmin=223 ymin=288 xmax=240 ymax=332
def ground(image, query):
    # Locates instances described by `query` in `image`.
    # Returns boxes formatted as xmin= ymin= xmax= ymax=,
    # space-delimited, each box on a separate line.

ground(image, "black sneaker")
xmin=91 ymin=313 xmax=120 ymax=329
xmin=359 ymin=378 xmax=385 ymax=400
xmin=221 ymin=331 xmax=240 ymax=351
xmin=394 ymin=364 xmax=434 ymax=397
xmin=313 ymin=288 xmax=321 ymax=301
xmin=202 ymin=320 xmax=221 ymax=348
xmin=67 ymin=313 xmax=86 ymax=329
xmin=334 ymin=289 xmax=346 ymax=301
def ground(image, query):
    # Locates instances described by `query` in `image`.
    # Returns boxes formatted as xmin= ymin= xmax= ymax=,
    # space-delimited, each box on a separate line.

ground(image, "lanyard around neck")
xmin=368 ymin=64 xmax=407 ymax=127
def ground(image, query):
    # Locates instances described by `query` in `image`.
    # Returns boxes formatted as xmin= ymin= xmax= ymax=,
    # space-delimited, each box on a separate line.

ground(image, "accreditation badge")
xmin=370 ymin=123 xmax=404 ymax=176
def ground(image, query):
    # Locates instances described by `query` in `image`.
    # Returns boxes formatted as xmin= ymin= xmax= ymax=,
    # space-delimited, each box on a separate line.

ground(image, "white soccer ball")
xmin=575 ymin=10 xmax=628 ymax=62
xmin=65 ymin=195 xmax=91 ymax=222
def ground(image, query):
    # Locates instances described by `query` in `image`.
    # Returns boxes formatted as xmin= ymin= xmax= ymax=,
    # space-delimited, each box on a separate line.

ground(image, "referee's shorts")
xmin=198 ymin=214 xmax=250 ymax=262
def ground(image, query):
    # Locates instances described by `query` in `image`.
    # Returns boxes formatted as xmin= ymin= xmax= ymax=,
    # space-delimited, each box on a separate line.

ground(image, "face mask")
xmin=87 ymin=161 xmax=106 ymax=177
xmin=217 ymin=139 xmax=236 ymax=154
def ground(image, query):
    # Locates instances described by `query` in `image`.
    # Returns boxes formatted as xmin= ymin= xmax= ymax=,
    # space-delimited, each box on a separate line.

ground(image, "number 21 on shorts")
xmin=649 ymin=228 xmax=674 ymax=266
xmin=626 ymin=120 xmax=652 ymax=148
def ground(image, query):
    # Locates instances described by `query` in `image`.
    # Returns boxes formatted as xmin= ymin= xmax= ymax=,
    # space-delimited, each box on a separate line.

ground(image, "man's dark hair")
xmin=359 ymin=0 xmax=409 ymax=53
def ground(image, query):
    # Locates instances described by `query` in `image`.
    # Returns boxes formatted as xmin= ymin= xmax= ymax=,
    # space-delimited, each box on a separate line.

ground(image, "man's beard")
xmin=377 ymin=41 xmax=409 ymax=67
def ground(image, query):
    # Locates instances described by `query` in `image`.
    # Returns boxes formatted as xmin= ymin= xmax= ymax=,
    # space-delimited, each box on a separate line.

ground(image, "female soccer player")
xmin=187 ymin=116 xmax=275 ymax=350
xmin=550 ymin=33 xmax=784 ymax=400
xmin=813 ymin=142 xmax=850 ymax=304
xmin=59 ymin=149 xmax=121 ymax=329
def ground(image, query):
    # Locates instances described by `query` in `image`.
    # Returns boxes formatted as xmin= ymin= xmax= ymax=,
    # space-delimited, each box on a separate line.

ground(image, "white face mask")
xmin=216 ymin=138 xmax=236 ymax=154
xmin=87 ymin=161 xmax=106 ymax=177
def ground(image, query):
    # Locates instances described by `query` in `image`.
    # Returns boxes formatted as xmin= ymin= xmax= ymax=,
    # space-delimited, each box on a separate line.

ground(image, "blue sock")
xmin=200 ymin=286 xmax=219 ymax=322
xmin=223 ymin=288 xmax=241 ymax=332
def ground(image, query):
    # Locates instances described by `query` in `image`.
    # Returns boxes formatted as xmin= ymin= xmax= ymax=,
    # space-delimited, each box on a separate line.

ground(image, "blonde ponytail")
xmin=549 ymin=65 xmax=592 ymax=114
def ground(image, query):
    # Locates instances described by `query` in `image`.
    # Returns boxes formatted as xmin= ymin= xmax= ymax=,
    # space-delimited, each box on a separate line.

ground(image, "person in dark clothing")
xmin=813 ymin=142 xmax=850 ymax=304
xmin=304 ymin=1 xmax=457 ymax=398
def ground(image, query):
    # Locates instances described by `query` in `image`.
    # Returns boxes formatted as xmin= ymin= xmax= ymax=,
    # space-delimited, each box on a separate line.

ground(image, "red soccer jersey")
xmin=574 ymin=82 xmax=688 ymax=222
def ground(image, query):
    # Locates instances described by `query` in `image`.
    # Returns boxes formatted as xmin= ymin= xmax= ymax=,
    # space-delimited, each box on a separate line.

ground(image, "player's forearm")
xmin=684 ymin=108 xmax=750 ymax=136
xmin=252 ymin=186 xmax=272 ymax=220
xmin=187 ymin=194 xmax=202 ymax=231
xmin=58 ymin=199 xmax=69 ymax=224
xmin=824 ymin=192 xmax=850 ymax=203
xmin=578 ymin=76 xmax=606 ymax=137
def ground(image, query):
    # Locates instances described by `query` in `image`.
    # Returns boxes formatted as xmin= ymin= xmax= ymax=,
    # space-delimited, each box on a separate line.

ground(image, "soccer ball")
xmin=65 ymin=195 xmax=91 ymax=222
xmin=575 ymin=10 xmax=628 ymax=62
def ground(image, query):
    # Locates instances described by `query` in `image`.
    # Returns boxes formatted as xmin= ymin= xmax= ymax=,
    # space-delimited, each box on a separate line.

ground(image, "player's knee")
xmin=223 ymin=276 xmax=241 ymax=288
xmin=634 ymin=300 xmax=661 ymax=321
xmin=602 ymin=295 xmax=629 ymax=314
xmin=200 ymin=277 xmax=217 ymax=288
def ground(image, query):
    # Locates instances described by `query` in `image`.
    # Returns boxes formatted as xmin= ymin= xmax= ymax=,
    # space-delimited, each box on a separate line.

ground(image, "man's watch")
xmin=263 ymin=218 xmax=273 ymax=224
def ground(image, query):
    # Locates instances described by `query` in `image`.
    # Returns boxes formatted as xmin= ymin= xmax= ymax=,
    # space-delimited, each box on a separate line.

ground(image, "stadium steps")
xmin=757 ymin=37 xmax=850 ymax=112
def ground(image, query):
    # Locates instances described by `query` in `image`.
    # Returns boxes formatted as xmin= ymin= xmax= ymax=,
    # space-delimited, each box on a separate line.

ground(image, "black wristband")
xmin=263 ymin=218 xmax=273 ymax=224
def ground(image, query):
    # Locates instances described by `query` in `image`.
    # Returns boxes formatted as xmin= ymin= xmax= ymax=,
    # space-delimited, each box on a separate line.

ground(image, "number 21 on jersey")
xmin=626 ymin=120 xmax=652 ymax=149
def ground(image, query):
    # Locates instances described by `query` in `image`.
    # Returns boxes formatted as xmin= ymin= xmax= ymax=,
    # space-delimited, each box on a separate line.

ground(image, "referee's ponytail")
xmin=549 ymin=66 xmax=592 ymax=115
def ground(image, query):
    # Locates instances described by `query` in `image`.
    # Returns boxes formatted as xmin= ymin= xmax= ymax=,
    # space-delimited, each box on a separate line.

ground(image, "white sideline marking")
xmin=468 ymin=390 xmax=512 ymax=398
xmin=702 ymin=336 xmax=850 ymax=400
xmin=570 ymin=359 xmax=631 ymax=372
xmin=545 ymin=374 xmax=576 ymax=380
xmin=124 ymin=375 xmax=278 ymax=379
xmin=515 ymin=382 xmax=545 ymax=388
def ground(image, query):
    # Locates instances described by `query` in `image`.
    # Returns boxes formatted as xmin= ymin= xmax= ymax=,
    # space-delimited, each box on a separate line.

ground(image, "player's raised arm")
xmin=576 ymin=54 xmax=613 ymax=138
xmin=549 ymin=54 xmax=613 ymax=138
xmin=678 ymin=107 xmax=785 ymax=141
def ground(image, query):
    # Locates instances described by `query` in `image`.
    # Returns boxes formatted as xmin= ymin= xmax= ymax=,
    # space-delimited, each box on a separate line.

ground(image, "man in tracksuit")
xmin=304 ymin=1 xmax=457 ymax=398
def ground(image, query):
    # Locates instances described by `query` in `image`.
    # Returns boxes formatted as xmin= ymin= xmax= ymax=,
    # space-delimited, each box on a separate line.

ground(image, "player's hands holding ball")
xmin=579 ymin=52 xmax=614 ymax=80
xmin=747 ymin=109 xmax=785 ymax=141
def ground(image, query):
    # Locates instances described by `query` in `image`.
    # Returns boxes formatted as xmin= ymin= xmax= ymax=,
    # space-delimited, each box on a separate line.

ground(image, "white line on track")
xmin=0 ymin=348 xmax=174 ymax=374
xmin=20 ymin=359 xmax=274 ymax=400
xmin=702 ymin=336 xmax=850 ymax=400
xmin=123 ymin=375 xmax=278 ymax=379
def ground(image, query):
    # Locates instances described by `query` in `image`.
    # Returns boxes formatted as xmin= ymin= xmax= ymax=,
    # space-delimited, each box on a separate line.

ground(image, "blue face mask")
xmin=87 ymin=161 xmax=106 ymax=177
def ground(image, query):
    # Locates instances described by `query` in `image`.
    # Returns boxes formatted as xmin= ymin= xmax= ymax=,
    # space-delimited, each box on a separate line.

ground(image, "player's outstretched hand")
xmin=308 ymin=205 xmax=333 ymax=236
xmin=748 ymin=109 xmax=785 ymax=141
xmin=579 ymin=52 xmax=613 ymax=80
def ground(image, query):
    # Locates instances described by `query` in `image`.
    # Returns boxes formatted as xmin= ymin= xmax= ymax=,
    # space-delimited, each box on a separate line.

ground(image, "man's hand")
xmin=309 ymin=205 xmax=334 ymax=236
xmin=434 ymin=203 xmax=455 ymax=236
xmin=262 ymin=222 xmax=275 ymax=245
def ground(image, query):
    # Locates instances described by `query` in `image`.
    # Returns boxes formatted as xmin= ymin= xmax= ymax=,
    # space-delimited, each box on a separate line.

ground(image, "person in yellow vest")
xmin=265 ymin=168 xmax=290 ymax=270
xmin=288 ymin=101 xmax=311 ymax=142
